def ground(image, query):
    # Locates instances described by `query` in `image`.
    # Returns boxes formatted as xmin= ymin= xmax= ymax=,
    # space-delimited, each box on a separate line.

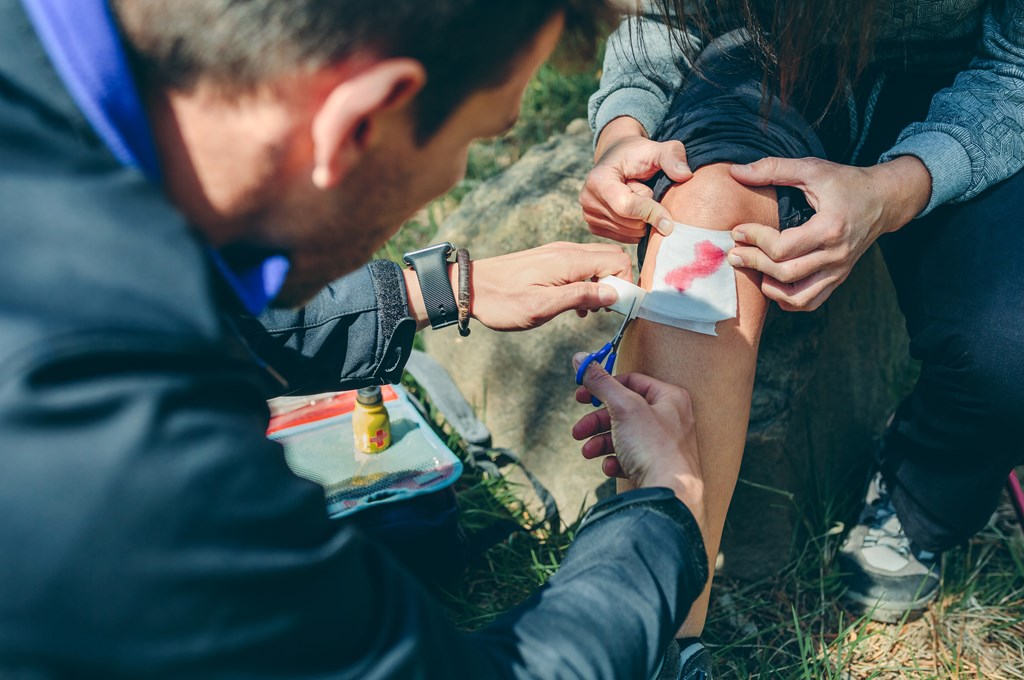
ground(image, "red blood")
xmin=664 ymin=240 xmax=726 ymax=292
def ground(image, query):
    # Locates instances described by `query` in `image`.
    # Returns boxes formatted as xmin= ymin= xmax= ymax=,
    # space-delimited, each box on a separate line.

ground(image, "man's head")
xmin=112 ymin=0 xmax=612 ymax=305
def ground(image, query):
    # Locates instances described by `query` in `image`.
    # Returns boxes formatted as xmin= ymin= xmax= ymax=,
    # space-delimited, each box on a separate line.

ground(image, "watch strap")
xmin=404 ymin=243 xmax=458 ymax=329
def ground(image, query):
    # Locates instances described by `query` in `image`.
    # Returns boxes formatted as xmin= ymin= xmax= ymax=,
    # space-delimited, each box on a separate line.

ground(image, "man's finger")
xmin=577 ymin=361 xmax=644 ymax=415
xmin=584 ymin=211 xmax=649 ymax=234
xmin=602 ymin=456 xmax=627 ymax=479
xmin=567 ymin=249 xmax=634 ymax=282
xmin=730 ymin=156 xmax=820 ymax=188
xmin=572 ymin=408 xmax=612 ymax=440
xmin=574 ymin=384 xmax=594 ymax=405
xmin=581 ymin=433 xmax=615 ymax=460
xmin=552 ymin=282 xmax=619 ymax=314
xmin=585 ymin=215 xmax=647 ymax=241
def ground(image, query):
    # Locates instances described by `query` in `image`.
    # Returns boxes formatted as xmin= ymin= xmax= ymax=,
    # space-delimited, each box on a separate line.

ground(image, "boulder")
xmin=422 ymin=119 xmax=912 ymax=579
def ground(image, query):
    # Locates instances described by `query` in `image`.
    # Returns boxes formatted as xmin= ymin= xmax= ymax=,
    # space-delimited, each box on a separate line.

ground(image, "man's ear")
xmin=311 ymin=58 xmax=426 ymax=189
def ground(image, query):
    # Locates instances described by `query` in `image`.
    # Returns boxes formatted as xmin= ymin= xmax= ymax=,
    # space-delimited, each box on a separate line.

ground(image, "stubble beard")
xmin=269 ymin=147 xmax=423 ymax=309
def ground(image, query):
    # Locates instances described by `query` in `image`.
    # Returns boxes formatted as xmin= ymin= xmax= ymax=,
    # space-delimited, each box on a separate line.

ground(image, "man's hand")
xmin=580 ymin=117 xmax=693 ymax=244
xmin=402 ymin=241 xmax=633 ymax=331
xmin=469 ymin=242 xmax=632 ymax=330
xmin=572 ymin=356 xmax=705 ymax=526
xmin=727 ymin=155 xmax=932 ymax=311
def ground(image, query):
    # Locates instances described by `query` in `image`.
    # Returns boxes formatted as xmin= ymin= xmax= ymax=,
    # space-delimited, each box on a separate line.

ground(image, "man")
xmin=581 ymin=0 xmax=1024 ymax=656
xmin=0 ymin=0 xmax=711 ymax=677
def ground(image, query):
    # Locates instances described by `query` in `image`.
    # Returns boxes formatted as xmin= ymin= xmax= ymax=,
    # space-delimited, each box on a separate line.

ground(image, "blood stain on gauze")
xmin=637 ymin=223 xmax=737 ymax=336
xmin=664 ymin=241 xmax=727 ymax=292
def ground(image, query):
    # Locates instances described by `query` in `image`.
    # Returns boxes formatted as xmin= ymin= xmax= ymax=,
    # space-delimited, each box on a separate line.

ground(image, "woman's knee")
xmin=659 ymin=163 xmax=779 ymax=231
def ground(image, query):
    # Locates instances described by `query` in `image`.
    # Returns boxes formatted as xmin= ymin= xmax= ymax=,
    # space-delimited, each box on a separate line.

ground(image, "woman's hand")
xmin=580 ymin=117 xmax=693 ymax=244
xmin=727 ymin=155 xmax=932 ymax=311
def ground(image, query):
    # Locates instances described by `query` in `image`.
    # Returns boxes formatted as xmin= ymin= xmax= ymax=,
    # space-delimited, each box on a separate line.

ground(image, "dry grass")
xmin=699 ymin=488 xmax=1024 ymax=679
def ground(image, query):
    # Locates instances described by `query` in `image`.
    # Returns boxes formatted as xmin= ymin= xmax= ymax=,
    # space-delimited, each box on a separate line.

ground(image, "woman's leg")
xmin=618 ymin=162 xmax=779 ymax=637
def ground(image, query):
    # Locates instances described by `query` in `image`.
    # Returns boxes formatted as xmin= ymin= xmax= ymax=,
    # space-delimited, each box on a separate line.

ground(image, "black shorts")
xmin=647 ymin=31 xmax=959 ymax=229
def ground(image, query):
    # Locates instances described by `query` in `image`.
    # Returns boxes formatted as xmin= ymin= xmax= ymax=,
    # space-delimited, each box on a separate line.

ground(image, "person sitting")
xmin=582 ymin=0 xmax=1024 ymax=670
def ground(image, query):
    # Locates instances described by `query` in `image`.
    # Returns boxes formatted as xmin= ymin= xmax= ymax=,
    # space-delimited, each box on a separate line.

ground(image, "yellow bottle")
xmin=352 ymin=386 xmax=391 ymax=454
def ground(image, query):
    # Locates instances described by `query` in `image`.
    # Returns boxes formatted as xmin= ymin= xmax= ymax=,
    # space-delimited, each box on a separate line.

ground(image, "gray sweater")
xmin=590 ymin=1 xmax=1024 ymax=215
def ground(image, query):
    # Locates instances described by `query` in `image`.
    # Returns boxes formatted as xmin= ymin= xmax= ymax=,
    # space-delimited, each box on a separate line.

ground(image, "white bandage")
xmin=597 ymin=275 xmax=646 ymax=317
xmin=601 ymin=222 xmax=737 ymax=336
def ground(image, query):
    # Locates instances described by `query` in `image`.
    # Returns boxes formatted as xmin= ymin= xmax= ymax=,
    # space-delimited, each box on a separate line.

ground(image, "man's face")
xmin=272 ymin=14 xmax=564 ymax=306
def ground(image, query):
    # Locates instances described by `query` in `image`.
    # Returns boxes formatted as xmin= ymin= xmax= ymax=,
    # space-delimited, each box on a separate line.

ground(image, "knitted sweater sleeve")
xmin=879 ymin=2 xmax=1024 ymax=214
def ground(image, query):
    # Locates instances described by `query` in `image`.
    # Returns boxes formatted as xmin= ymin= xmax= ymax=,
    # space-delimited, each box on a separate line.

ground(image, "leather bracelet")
xmin=456 ymin=248 xmax=471 ymax=337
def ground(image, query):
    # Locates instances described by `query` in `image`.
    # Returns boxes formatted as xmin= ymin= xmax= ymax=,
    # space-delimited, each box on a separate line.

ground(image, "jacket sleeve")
xmin=0 ymin=334 xmax=707 ymax=678
xmin=878 ymin=2 xmax=1024 ymax=214
xmin=239 ymin=259 xmax=418 ymax=394
xmin=588 ymin=2 xmax=703 ymax=144
xmin=471 ymin=488 xmax=710 ymax=680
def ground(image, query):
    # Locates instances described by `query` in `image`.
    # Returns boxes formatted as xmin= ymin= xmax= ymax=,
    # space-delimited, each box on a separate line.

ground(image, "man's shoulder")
xmin=0 ymin=0 xmax=227 ymax=365
xmin=0 ymin=115 xmax=226 ymax=371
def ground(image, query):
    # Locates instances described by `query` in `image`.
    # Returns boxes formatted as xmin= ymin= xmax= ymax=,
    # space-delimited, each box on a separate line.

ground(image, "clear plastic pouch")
xmin=267 ymin=385 xmax=463 ymax=519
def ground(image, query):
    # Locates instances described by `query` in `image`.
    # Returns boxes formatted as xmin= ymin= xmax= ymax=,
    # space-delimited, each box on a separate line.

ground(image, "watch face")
xmin=403 ymin=242 xmax=456 ymax=266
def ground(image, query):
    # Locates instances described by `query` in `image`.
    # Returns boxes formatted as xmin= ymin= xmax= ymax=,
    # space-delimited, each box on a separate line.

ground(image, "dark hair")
xmin=112 ymin=0 xmax=614 ymax=142
xmin=650 ymin=0 xmax=878 ymax=114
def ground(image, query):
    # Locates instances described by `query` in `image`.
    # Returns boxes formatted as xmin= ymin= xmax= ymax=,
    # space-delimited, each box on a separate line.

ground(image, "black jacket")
xmin=0 ymin=2 xmax=707 ymax=677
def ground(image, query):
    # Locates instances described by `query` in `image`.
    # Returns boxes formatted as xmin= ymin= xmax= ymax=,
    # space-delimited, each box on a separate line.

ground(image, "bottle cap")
xmin=356 ymin=385 xmax=383 ymax=406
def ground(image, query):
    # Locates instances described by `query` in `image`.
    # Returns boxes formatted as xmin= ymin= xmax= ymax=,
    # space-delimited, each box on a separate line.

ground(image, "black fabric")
xmin=0 ymin=1 xmax=709 ymax=676
xmin=875 ymin=170 xmax=1024 ymax=551
xmin=651 ymin=40 xmax=827 ymax=227
xmin=647 ymin=35 xmax=1024 ymax=551
xmin=237 ymin=262 xmax=418 ymax=396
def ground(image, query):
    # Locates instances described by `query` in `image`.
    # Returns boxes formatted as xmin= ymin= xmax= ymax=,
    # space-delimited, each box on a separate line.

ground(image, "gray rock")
xmin=423 ymin=119 xmax=623 ymax=521
xmin=422 ymin=119 xmax=911 ymax=579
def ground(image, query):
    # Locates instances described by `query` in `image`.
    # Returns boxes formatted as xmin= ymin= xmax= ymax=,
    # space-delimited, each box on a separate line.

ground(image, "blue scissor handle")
xmin=604 ymin=350 xmax=618 ymax=377
xmin=575 ymin=343 xmax=615 ymax=407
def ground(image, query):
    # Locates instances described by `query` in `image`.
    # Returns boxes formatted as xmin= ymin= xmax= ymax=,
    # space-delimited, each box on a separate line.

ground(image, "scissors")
xmin=575 ymin=298 xmax=639 ymax=407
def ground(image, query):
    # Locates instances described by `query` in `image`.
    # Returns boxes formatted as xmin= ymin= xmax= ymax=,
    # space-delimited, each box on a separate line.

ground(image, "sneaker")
xmin=838 ymin=471 xmax=940 ymax=623
xmin=652 ymin=637 xmax=712 ymax=680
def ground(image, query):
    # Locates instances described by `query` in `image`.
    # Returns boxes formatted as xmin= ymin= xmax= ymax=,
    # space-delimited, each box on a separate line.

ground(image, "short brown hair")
xmin=113 ymin=0 xmax=615 ymax=141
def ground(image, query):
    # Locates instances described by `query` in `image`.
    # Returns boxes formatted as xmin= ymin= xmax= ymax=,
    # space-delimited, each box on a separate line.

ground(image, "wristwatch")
xmin=403 ymin=242 xmax=459 ymax=329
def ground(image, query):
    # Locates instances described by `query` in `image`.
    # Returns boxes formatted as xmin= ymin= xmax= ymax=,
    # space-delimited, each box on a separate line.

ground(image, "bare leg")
xmin=618 ymin=163 xmax=779 ymax=637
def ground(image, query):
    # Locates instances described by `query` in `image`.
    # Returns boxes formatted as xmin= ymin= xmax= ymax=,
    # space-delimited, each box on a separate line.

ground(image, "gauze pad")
xmin=599 ymin=223 xmax=737 ymax=336
xmin=638 ymin=223 xmax=736 ymax=336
